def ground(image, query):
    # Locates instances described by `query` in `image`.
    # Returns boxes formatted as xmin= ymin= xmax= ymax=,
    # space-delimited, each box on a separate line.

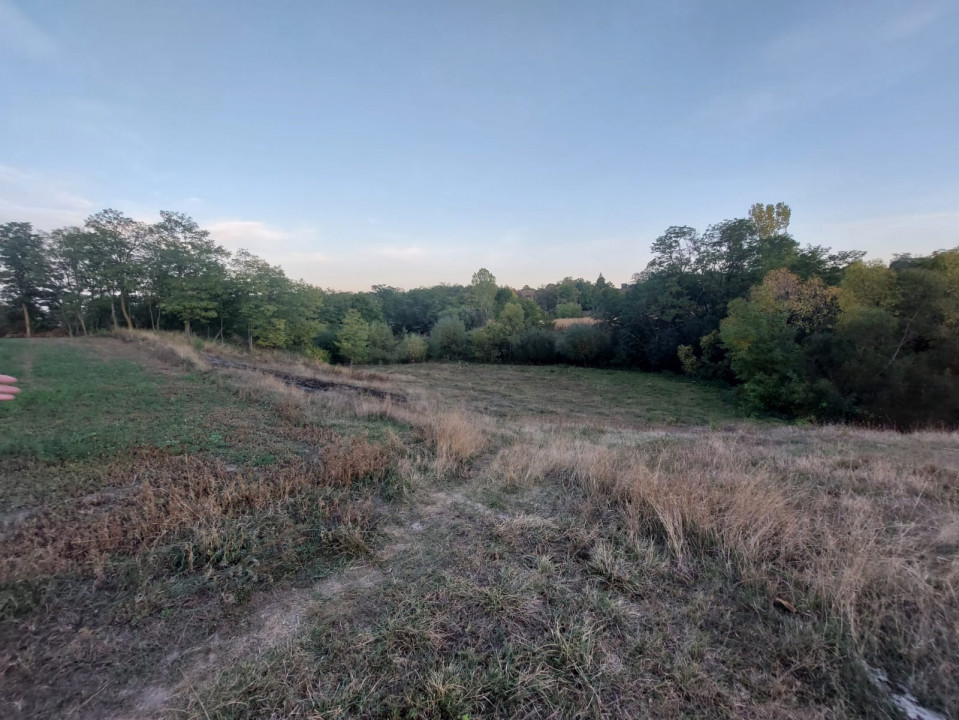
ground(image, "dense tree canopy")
xmin=2 ymin=202 xmax=955 ymax=427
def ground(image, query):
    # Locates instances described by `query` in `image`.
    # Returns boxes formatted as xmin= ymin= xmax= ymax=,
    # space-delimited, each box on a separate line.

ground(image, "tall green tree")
xmin=470 ymin=268 xmax=498 ymax=321
xmin=367 ymin=321 xmax=397 ymax=363
xmin=149 ymin=211 xmax=228 ymax=335
xmin=336 ymin=309 xmax=370 ymax=367
xmin=429 ymin=315 xmax=469 ymax=360
xmin=229 ymin=250 xmax=290 ymax=349
xmin=0 ymin=222 xmax=53 ymax=337
xmin=48 ymin=226 xmax=97 ymax=335
xmin=84 ymin=209 xmax=144 ymax=330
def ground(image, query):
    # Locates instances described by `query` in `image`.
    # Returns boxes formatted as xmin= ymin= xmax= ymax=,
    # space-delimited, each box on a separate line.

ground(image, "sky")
xmin=1 ymin=0 xmax=957 ymax=291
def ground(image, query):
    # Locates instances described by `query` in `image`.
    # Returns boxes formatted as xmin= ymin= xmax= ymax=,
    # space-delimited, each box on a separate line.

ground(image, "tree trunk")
xmin=21 ymin=303 xmax=31 ymax=338
xmin=148 ymin=305 xmax=157 ymax=331
xmin=120 ymin=292 xmax=133 ymax=330
xmin=184 ymin=319 xmax=191 ymax=337
xmin=110 ymin=298 xmax=119 ymax=330
xmin=886 ymin=311 xmax=919 ymax=370
xmin=248 ymin=319 xmax=254 ymax=352
xmin=77 ymin=310 xmax=88 ymax=336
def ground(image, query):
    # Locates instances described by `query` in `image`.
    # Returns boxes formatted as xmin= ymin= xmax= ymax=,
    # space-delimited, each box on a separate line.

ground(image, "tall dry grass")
xmin=486 ymin=429 xmax=959 ymax=714
xmin=113 ymin=328 xmax=208 ymax=368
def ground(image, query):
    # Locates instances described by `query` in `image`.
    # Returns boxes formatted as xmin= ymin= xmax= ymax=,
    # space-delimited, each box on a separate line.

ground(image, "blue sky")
xmin=1 ymin=0 xmax=957 ymax=290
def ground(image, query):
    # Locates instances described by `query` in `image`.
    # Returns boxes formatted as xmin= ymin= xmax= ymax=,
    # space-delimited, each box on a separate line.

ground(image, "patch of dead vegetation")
xmin=0 ymin=439 xmax=393 ymax=581
xmin=483 ymin=427 xmax=959 ymax=717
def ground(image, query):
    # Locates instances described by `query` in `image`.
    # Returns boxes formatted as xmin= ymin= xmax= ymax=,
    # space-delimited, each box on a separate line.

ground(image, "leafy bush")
xmin=303 ymin=344 xmax=331 ymax=363
xmin=469 ymin=322 xmax=509 ymax=363
xmin=367 ymin=321 xmax=397 ymax=364
xmin=398 ymin=333 xmax=428 ymax=363
xmin=428 ymin=316 xmax=468 ymax=360
xmin=510 ymin=327 xmax=557 ymax=364
xmin=557 ymin=324 xmax=612 ymax=366
xmin=555 ymin=302 xmax=583 ymax=318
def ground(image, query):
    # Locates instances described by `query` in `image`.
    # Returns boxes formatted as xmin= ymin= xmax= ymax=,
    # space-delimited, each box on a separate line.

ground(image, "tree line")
xmin=1 ymin=203 xmax=956 ymax=427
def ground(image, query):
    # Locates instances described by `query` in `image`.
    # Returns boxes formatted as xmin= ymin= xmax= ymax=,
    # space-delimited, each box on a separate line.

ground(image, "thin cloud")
xmin=206 ymin=220 xmax=292 ymax=251
xmin=205 ymin=219 xmax=328 ymax=280
xmin=0 ymin=166 xmax=94 ymax=228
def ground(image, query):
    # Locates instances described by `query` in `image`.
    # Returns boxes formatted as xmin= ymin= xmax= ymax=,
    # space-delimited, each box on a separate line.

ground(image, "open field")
xmin=375 ymin=361 xmax=748 ymax=427
xmin=1 ymin=335 xmax=957 ymax=719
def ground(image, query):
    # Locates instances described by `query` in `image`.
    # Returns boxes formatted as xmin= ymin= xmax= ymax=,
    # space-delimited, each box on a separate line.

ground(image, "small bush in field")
xmin=303 ymin=344 xmax=331 ymax=363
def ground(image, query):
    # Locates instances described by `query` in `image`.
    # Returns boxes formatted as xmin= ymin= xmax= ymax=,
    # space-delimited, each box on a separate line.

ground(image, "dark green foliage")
xmin=374 ymin=284 xmax=470 ymax=334
xmin=3 ymin=200 xmax=956 ymax=427
xmin=366 ymin=321 xmax=397 ymax=364
xmin=0 ymin=222 xmax=54 ymax=335
xmin=555 ymin=302 xmax=582 ymax=318
xmin=320 ymin=291 xmax=384 ymax=326
xmin=719 ymin=257 xmax=959 ymax=427
xmin=557 ymin=325 xmax=613 ymax=366
xmin=469 ymin=322 xmax=510 ymax=363
xmin=510 ymin=327 xmax=557 ymax=364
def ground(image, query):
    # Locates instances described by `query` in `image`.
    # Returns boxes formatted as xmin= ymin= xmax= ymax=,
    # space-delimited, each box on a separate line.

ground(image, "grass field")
xmin=1 ymin=335 xmax=956 ymax=719
xmin=376 ymin=361 xmax=749 ymax=427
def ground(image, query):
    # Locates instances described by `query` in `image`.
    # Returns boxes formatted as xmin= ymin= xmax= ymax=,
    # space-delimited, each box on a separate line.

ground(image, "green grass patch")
xmin=0 ymin=339 xmax=237 ymax=462
xmin=377 ymin=362 xmax=753 ymax=426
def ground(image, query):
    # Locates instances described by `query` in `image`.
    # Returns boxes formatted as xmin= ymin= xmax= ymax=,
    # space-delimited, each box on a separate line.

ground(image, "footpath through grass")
xmin=2 ymin=336 xmax=956 ymax=720
xmin=0 ymin=337 xmax=404 ymax=720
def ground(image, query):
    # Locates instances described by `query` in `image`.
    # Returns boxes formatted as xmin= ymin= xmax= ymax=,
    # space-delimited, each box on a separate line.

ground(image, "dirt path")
xmin=112 ymin=483 xmax=510 ymax=719
xmin=114 ymin=564 xmax=387 ymax=720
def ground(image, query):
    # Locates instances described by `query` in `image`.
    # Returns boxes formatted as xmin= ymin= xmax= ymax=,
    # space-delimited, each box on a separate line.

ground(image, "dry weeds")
xmin=9 ymin=334 xmax=956 ymax=718
xmin=485 ymin=427 xmax=959 ymax=715
xmin=0 ymin=436 xmax=392 ymax=580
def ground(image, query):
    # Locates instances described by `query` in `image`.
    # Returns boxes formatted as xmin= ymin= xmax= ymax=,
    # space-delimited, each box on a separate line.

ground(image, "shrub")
xmin=510 ymin=327 xmax=557 ymax=364
xmin=557 ymin=324 xmax=612 ymax=366
xmin=469 ymin=322 xmax=509 ymax=363
xmin=555 ymin=302 xmax=583 ymax=318
xmin=302 ymin=344 xmax=332 ymax=363
xmin=398 ymin=333 xmax=428 ymax=363
xmin=367 ymin=321 xmax=397 ymax=364
xmin=428 ymin=316 xmax=468 ymax=360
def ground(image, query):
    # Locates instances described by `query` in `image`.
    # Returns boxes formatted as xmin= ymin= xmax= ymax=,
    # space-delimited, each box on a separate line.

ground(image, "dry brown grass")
xmin=0 ymin=437 xmax=393 ymax=580
xmin=114 ymin=328 xmax=208 ymax=368
xmin=485 ymin=427 xmax=959 ymax=715
xmin=423 ymin=409 xmax=489 ymax=469
xmin=18 ymin=334 xmax=953 ymax=717
xmin=553 ymin=316 xmax=600 ymax=330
